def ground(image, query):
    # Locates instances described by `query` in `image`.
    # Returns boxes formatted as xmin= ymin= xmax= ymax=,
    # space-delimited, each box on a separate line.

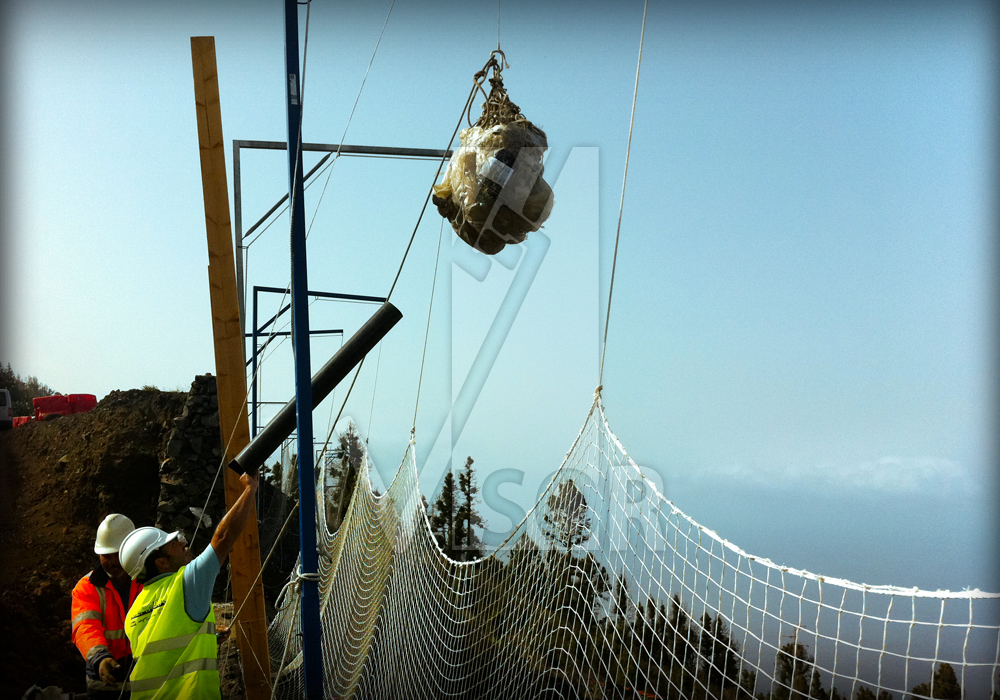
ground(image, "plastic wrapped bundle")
xmin=433 ymin=68 xmax=554 ymax=255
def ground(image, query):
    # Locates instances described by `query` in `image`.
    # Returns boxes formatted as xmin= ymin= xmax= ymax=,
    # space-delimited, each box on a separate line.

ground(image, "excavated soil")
xmin=0 ymin=389 xmax=186 ymax=697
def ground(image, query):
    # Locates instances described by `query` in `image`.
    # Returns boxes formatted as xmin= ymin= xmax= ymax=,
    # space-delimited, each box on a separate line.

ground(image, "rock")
xmin=166 ymin=437 xmax=184 ymax=458
xmin=201 ymin=414 xmax=220 ymax=429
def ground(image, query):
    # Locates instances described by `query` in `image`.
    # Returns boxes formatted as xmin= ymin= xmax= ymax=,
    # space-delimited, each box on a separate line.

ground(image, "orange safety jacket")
xmin=72 ymin=567 xmax=142 ymax=667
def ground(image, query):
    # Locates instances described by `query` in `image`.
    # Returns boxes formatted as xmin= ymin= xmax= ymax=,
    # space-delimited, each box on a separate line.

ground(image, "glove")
xmin=98 ymin=656 xmax=122 ymax=684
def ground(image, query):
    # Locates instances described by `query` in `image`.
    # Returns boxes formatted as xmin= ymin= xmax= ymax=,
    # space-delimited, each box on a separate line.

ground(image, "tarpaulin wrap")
xmin=433 ymin=121 xmax=554 ymax=255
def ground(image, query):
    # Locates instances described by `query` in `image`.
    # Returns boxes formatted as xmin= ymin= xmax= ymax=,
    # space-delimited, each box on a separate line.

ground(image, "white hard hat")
xmin=119 ymin=527 xmax=180 ymax=579
xmin=94 ymin=514 xmax=136 ymax=554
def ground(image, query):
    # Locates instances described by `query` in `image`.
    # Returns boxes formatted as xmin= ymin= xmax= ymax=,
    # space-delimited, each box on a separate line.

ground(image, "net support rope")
xmin=600 ymin=0 xmax=648 ymax=386
xmin=262 ymin=398 xmax=1000 ymax=700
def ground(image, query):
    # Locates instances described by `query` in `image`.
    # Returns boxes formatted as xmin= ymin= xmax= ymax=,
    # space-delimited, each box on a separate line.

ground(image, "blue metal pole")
xmin=251 ymin=286 xmax=258 ymax=437
xmin=282 ymin=0 xmax=324 ymax=696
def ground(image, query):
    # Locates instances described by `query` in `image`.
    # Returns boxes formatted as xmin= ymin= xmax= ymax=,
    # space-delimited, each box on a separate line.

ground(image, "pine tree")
xmin=699 ymin=610 xmax=742 ymax=693
xmin=539 ymin=479 xmax=591 ymax=554
xmin=772 ymin=639 xmax=829 ymax=700
xmin=668 ymin=594 xmax=698 ymax=696
xmin=454 ymin=456 xmax=485 ymax=560
xmin=266 ymin=460 xmax=283 ymax=490
xmin=912 ymin=663 xmax=961 ymax=699
xmin=614 ymin=571 xmax=633 ymax=626
xmin=429 ymin=469 xmax=457 ymax=558
xmin=328 ymin=424 xmax=363 ymax=529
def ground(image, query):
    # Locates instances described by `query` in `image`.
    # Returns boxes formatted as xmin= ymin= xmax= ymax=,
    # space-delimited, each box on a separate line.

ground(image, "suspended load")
xmin=432 ymin=54 xmax=554 ymax=255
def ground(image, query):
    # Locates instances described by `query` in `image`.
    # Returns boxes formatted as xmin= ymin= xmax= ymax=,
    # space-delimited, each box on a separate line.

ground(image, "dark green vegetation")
xmin=429 ymin=456 xmax=486 ymax=560
xmin=1 ymin=362 xmax=57 ymax=415
xmin=326 ymin=423 xmax=364 ymax=530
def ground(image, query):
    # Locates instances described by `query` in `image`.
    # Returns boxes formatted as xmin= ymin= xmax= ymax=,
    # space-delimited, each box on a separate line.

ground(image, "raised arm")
xmin=210 ymin=469 xmax=259 ymax=565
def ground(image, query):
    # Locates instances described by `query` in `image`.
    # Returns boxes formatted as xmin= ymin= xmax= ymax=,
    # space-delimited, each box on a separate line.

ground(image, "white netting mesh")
xmin=266 ymin=397 xmax=1000 ymax=699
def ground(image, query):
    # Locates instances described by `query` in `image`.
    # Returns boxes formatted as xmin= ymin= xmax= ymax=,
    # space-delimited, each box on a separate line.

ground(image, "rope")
xmin=280 ymin=562 xmax=322 ymax=599
xmin=305 ymin=0 xmax=396 ymax=240
xmin=311 ymin=52 xmax=507 ymax=457
xmin=269 ymin=585 xmax=302 ymax=700
xmin=385 ymin=53 xmax=500 ymax=302
xmin=412 ymin=218 xmax=445 ymax=433
xmin=599 ymin=0 xmax=648 ymax=386
xmin=314 ymin=362 xmax=366 ymax=469
xmin=190 ymin=284 xmax=295 ymax=548
xmin=312 ymin=51 xmax=509 ymax=453
xmin=237 ymin=0 xmax=399 ymax=514
xmin=230 ymin=501 xmax=301 ymax=629
xmin=366 ymin=340 xmax=383 ymax=445
xmin=323 ymin=334 xmax=344 ymax=444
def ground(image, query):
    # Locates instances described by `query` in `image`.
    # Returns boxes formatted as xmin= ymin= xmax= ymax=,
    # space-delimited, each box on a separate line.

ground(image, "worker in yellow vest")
xmin=118 ymin=470 xmax=258 ymax=699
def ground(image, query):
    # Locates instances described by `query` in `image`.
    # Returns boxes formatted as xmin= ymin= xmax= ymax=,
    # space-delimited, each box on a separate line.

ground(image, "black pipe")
xmin=228 ymin=301 xmax=402 ymax=474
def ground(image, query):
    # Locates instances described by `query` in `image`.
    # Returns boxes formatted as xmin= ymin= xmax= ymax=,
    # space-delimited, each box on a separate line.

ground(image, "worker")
xmin=71 ymin=513 xmax=141 ymax=699
xmin=119 ymin=469 xmax=258 ymax=699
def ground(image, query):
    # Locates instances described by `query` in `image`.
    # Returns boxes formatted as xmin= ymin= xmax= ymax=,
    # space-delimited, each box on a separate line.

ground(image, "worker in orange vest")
xmin=71 ymin=513 xmax=143 ymax=698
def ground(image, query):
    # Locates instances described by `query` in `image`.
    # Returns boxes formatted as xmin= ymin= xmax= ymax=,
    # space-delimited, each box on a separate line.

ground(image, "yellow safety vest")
xmin=124 ymin=567 xmax=219 ymax=700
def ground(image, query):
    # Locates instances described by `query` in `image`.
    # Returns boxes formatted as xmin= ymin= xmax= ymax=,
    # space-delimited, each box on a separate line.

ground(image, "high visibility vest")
xmin=125 ymin=567 xmax=219 ymax=700
xmin=71 ymin=570 xmax=142 ymax=693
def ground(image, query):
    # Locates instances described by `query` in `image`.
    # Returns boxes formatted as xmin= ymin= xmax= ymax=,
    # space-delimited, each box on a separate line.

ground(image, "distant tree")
xmin=911 ymin=663 xmax=961 ymax=699
xmin=429 ymin=469 xmax=458 ymax=558
xmin=855 ymin=687 xmax=894 ymax=700
xmin=699 ymin=610 xmax=742 ymax=691
xmin=0 ymin=363 xmax=56 ymax=416
xmin=560 ymin=552 xmax=609 ymax=625
xmin=266 ymin=460 xmax=283 ymax=489
xmin=539 ymin=479 xmax=591 ymax=555
xmin=328 ymin=424 xmax=363 ymax=530
xmin=453 ymin=456 xmax=485 ymax=560
xmin=506 ymin=533 xmax=543 ymax=597
xmin=772 ymin=639 xmax=828 ymax=700
xmin=739 ymin=667 xmax=759 ymax=698
xmin=666 ymin=594 xmax=699 ymax=698
xmin=534 ymin=479 xmax=609 ymax=637
xmin=287 ymin=453 xmax=299 ymax=495
xmin=613 ymin=571 xmax=633 ymax=626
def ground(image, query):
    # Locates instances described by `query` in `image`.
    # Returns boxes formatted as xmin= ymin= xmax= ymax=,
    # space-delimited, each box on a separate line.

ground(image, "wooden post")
xmin=191 ymin=36 xmax=272 ymax=698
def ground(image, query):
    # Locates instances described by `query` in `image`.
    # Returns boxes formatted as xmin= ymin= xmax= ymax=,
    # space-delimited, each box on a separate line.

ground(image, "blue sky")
xmin=1 ymin=0 xmax=995 ymax=592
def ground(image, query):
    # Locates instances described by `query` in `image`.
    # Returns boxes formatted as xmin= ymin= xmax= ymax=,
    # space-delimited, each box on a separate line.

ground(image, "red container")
xmin=67 ymin=394 xmax=97 ymax=413
xmin=12 ymin=416 xmax=32 ymax=428
xmin=33 ymin=395 xmax=70 ymax=418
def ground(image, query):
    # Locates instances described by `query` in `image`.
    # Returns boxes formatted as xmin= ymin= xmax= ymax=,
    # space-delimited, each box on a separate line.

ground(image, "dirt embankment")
xmin=0 ymin=389 xmax=187 ymax=697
